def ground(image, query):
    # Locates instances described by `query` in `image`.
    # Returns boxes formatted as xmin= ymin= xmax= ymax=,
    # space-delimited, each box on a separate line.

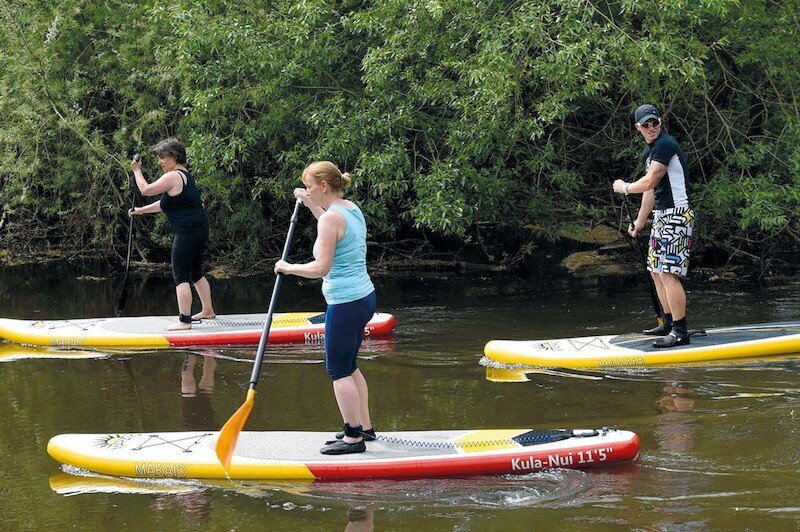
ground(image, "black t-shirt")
xmin=642 ymin=133 xmax=691 ymax=210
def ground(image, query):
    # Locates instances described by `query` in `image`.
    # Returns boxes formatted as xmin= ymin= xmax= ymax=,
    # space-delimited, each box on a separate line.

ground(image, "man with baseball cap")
xmin=613 ymin=104 xmax=695 ymax=348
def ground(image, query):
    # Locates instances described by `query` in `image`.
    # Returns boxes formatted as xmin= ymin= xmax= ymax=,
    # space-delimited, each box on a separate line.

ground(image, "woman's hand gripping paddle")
xmin=215 ymin=199 xmax=303 ymax=472
xmin=116 ymin=153 xmax=141 ymax=313
xmin=621 ymin=194 xmax=664 ymax=325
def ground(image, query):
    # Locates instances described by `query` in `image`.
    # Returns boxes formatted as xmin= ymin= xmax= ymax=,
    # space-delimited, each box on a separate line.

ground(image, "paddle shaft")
xmin=621 ymin=194 xmax=663 ymax=323
xmin=248 ymin=199 xmax=303 ymax=388
xmin=123 ymin=161 xmax=137 ymax=267
xmin=116 ymin=153 xmax=140 ymax=313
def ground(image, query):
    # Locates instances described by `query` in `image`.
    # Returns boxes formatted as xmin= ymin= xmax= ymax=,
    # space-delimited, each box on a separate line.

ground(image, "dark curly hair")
xmin=152 ymin=138 xmax=187 ymax=164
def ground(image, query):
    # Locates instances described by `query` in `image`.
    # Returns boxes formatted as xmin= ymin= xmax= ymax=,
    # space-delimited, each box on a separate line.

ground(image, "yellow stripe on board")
xmin=271 ymin=312 xmax=321 ymax=328
xmin=0 ymin=319 xmax=171 ymax=348
xmin=453 ymin=429 xmax=527 ymax=453
xmin=78 ymin=336 xmax=171 ymax=349
xmin=47 ymin=439 xmax=316 ymax=480
xmin=484 ymin=335 xmax=800 ymax=369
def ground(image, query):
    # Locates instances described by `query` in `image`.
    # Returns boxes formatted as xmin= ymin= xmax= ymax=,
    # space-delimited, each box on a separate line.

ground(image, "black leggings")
xmin=171 ymin=225 xmax=208 ymax=285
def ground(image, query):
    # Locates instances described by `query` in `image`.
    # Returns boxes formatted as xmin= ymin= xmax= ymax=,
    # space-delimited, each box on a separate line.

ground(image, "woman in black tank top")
xmin=129 ymin=138 xmax=216 ymax=330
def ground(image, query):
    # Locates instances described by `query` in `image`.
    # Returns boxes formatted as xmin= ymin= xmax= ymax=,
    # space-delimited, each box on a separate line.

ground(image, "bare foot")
xmin=191 ymin=312 xmax=216 ymax=320
xmin=165 ymin=321 xmax=192 ymax=331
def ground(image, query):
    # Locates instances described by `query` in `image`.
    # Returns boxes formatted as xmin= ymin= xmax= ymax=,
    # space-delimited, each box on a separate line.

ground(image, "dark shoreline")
xmin=2 ymin=248 xmax=798 ymax=288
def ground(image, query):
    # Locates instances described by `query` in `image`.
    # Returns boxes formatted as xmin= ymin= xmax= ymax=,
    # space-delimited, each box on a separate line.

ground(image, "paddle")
xmin=621 ymin=194 xmax=664 ymax=325
xmin=215 ymin=198 xmax=303 ymax=471
xmin=116 ymin=153 xmax=141 ymax=314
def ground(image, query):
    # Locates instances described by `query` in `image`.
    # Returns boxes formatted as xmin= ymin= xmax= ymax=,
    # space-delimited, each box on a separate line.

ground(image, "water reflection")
xmin=484 ymin=366 xmax=531 ymax=382
xmin=49 ymin=471 xmax=376 ymax=530
xmin=48 ymin=467 xmax=595 ymax=510
xmin=344 ymin=507 xmax=374 ymax=532
xmin=651 ymin=376 xmax=705 ymax=525
xmin=49 ymin=469 xmax=202 ymax=496
xmin=180 ymin=353 xmax=217 ymax=426
xmin=483 ymin=364 xmax=605 ymax=383
xmin=0 ymin=342 xmax=107 ymax=362
xmin=152 ymin=488 xmax=213 ymax=528
xmin=659 ymin=381 xmax=696 ymax=415
xmin=261 ymin=469 xmax=591 ymax=508
xmin=655 ymin=377 xmax=697 ymax=458
xmin=152 ymin=353 xmax=219 ymax=526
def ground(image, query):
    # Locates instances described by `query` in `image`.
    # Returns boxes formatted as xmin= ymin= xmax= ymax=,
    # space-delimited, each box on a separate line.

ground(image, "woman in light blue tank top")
xmin=275 ymin=161 xmax=377 ymax=456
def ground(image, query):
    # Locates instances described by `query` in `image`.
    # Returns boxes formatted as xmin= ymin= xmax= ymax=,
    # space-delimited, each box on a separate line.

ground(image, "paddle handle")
xmin=621 ymin=194 xmax=663 ymax=323
xmin=248 ymin=199 xmax=303 ymax=388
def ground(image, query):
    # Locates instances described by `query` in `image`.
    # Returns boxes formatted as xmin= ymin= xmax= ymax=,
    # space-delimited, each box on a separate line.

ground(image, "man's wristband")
xmin=624 ymin=183 xmax=631 ymax=195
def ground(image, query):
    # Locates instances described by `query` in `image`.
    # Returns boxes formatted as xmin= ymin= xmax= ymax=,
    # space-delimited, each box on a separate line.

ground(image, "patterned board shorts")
xmin=647 ymin=207 xmax=695 ymax=277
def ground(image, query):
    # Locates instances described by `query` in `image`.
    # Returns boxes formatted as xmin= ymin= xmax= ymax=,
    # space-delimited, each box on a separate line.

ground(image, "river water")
xmin=0 ymin=262 xmax=798 ymax=529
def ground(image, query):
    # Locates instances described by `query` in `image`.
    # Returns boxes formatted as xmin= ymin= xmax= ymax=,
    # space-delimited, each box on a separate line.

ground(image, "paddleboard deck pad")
xmin=484 ymin=321 xmax=800 ymax=369
xmin=0 ymin=312 xmax=395 ymax=348
xmin=47 ymin=428 xmax=639 ymax=480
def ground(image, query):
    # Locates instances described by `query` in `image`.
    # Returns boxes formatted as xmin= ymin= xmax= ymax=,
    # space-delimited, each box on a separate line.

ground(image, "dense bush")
xmin=1 ymin=0 xmax=797 ymax=271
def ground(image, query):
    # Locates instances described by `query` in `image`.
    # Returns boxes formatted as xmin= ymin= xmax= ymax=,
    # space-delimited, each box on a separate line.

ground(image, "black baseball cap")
xmin=634 ymin=104 xmax=660 ymax=125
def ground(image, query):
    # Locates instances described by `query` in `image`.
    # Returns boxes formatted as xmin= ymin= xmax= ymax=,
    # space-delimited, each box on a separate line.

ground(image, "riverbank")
xmin=1 ymin=250 xmax=798 ymax=290
xmin=4 ymin=211 xmax=799 ymax=280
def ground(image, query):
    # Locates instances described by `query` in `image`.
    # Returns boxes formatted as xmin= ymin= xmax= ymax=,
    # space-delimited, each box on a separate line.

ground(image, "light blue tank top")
xmin=314 ymin=203 xmax=375 ymax=305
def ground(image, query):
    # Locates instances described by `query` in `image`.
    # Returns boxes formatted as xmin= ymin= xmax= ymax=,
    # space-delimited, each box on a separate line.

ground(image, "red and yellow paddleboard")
xmin=0 ymin=312 xmax=396 ymax=349
xmin=48 ymin=428 xmax=639 ymax=480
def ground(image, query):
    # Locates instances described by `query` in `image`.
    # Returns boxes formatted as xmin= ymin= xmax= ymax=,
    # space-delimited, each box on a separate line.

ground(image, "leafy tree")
xmin=0 ymin=0 xmax=797 ymax=273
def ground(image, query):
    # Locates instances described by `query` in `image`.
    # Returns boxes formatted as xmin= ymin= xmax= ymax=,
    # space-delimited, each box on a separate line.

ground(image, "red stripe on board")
xmin=305 ymin=435 xmax=640 ymax=480
xmin=165 ymin=314 xmax=397 ymax=347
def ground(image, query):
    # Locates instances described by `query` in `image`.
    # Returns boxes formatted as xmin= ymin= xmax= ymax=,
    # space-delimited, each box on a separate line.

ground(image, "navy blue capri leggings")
xmin=324 ymin=291 xmax=377 ymax=381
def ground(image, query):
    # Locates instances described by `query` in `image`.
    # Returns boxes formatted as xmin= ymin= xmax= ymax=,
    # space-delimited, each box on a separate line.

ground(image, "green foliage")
xmin=0 ymin=0 xmax=798 ymax=268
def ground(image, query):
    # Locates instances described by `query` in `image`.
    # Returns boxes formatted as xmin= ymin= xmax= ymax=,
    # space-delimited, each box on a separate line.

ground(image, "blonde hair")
xmin=302 ymin=161 xmax=352 ymax=193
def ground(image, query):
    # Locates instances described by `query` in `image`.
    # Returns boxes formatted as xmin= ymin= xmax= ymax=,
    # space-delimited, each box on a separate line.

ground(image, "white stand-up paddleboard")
xmin=48 ymin=428 xmax=639 ymax=480
xmin=485 ymin=321 xmax=800 ymax=369
xmin=0 ymin=312 xmax=396 ymax=349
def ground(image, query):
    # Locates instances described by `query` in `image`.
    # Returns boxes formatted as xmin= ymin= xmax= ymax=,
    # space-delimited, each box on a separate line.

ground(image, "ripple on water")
xmin=51 ymin=466 xmax=590 ymax=510
xmin=244 ymin=468 xmax=591 ymax=509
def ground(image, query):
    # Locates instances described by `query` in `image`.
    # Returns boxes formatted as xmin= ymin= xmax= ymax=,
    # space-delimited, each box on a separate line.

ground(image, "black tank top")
xmin=160 ymin=169 xmax=207 ymax=232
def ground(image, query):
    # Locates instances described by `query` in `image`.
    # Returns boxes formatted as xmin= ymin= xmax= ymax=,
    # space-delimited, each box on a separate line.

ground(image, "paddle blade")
xmin=116 ymin=279 xmax=129 ymax=313
xmin=215 ymin=388 xmax=256 ymax=471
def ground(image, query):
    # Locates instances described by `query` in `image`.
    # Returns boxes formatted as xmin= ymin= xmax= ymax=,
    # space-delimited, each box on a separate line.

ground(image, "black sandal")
xmin=322 ymin=423 xmax=368 ymax=453
xmin=652 ymin=332 xmax=690 ymax=348
xmin=642 ymin=323 xmax=672 ymax=336
xmin=320 ymin=439 xmax=366 ymax=455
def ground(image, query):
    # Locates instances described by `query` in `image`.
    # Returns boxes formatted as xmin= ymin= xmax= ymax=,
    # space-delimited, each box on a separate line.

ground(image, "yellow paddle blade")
xmin=215 ymin=388 xmax=256 ymax=471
